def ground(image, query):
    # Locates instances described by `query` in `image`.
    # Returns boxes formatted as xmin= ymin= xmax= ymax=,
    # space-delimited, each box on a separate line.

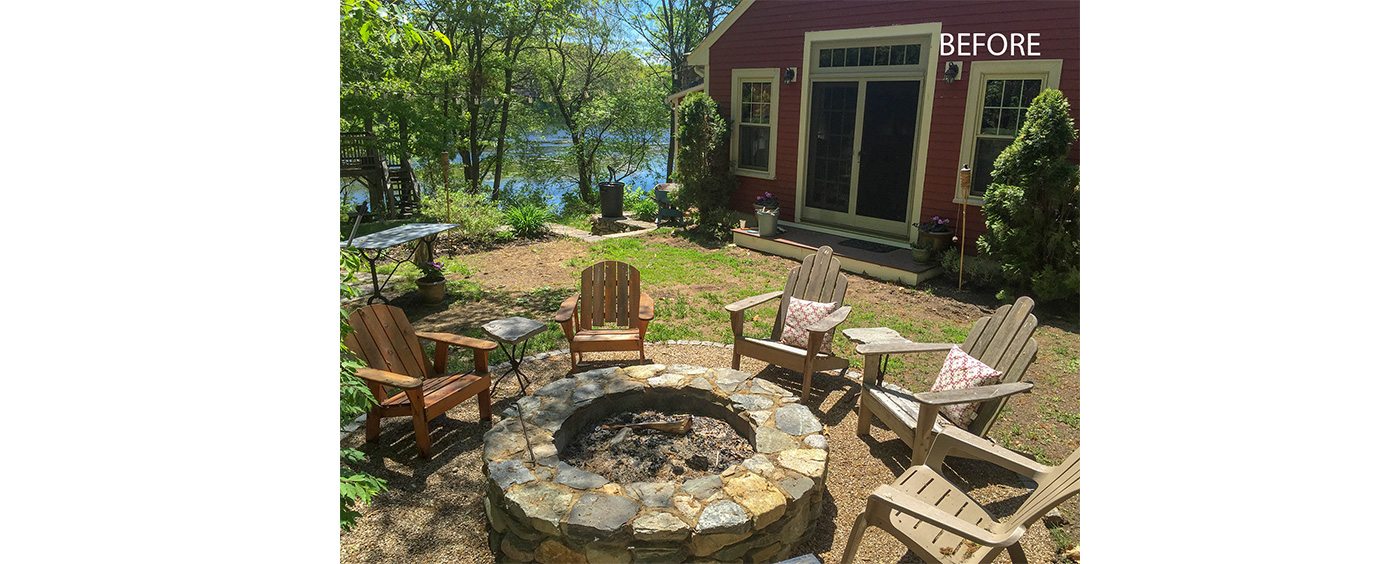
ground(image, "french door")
xmin=802 ymin=79 xmax=922 ymax=237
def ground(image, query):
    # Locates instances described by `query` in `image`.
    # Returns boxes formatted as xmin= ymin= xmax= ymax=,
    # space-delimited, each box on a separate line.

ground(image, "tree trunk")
xmin=491 ymin=65 xmax=515 ymax=201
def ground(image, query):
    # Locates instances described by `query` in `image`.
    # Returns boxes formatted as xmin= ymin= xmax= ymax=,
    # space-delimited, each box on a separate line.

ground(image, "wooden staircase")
xmin=341 ymin=132 xmax=421 ymax=218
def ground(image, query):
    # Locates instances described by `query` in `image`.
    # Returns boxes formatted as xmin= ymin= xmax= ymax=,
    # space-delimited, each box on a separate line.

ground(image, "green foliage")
xmin=976 ymin=89 xmax=1080 ymax=304
xmin=673 ymin=92 xmax=737 ymax=239
xmin=505 ymin=203 xmax=554 ymax=239
xmin=624 ymin=184 xmax=658 ymax=221
xmin=937 ymin=248 xmax=1003 ymax=289
xmin=340 ymin=249 xmax=384 ymax=531
xmin=419 ymin=189 xmax=511 ymax=244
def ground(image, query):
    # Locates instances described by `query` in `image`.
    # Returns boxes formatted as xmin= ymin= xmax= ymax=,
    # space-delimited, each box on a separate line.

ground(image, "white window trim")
xmin=954 ymin=59 xmax=1062 ymax=206
xmin=794 ymin=22 xmax=942 ymax=242
xmin=731 ymin=68 xmax=780 ymax=180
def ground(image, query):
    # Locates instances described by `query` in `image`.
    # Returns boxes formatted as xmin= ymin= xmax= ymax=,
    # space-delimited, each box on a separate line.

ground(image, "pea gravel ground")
xmin=340 ymin=344 xmax=1073 ymax=564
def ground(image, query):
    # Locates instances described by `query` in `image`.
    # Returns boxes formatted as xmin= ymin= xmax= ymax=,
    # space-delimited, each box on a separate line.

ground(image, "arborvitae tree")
xmin=673 ymin=92 xmax=737 ymax=238
xmin=977 ymin=89 xmax=1080 ymax=304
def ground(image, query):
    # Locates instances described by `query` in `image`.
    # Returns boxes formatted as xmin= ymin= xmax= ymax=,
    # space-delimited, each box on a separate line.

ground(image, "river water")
xmin=341 ymin=137 xmax=671 ymax=212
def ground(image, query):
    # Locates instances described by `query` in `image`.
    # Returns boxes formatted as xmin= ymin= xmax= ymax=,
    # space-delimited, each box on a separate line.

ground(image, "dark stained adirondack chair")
xmin=554 ymin=261 xmax=655 ymax=370
xmin=856 ymin=296 xmax=1039 ymax=461
xmin=841 ymin=425 xmax=1080 ymax=564
xmin=725 ymin=246 xmax=851 ymax=402
xmin=343 ymin=304 xmax=496 ymax=458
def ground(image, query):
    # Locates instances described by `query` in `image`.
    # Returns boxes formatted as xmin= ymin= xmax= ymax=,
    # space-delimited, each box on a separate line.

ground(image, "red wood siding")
xmin=707 ymin=0 xmax=1079 ymax=249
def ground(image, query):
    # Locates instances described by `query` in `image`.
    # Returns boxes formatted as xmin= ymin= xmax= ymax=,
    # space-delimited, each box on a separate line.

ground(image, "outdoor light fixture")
xmin=944 ymin=62 xmax=960 ymax=83
xmin=783 ymin=67 xmax=798 ymax=84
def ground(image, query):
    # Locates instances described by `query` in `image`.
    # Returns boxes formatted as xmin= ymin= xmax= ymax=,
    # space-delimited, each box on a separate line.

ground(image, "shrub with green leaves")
xmin=674 ymin=92 xmax=738 ymax=239
xmin=505 ymin=203 xmax=553 ymax=239
xmin=938 ymin=247 xmax=1003 ymax=289
xmin=419 ymin=189 xmax=509 ymax=244
xmin=624 ymin=184 xmax=658 ymax=221
xmin=340 ymin=248 xmax=385 ymax=531
xmin=977 ymin=89 xmax=1080 ymax=303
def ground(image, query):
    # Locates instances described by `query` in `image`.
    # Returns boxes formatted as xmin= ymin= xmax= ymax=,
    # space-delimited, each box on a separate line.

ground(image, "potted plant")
xmin=910 ymin=240 xmax=934 ymax=264
xmin=416 ymin=261 xmax=447 ymax=304
xmin=913 ymin=215 xmax=955 ymax=253
xmin=754 ymin=192 xmax=779 ymax=237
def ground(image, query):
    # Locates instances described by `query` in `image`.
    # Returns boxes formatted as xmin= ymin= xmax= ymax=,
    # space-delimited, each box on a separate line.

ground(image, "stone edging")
xmin=339 ymin=341 xmax=864 ymax=439
xmin=482 ymin=364 xmax=830 ymax=563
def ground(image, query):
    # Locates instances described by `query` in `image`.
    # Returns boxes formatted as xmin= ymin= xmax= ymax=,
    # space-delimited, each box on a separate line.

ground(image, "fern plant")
xmin=340 ymin=248 xmax=386 ymax=531
xmin=505 ymin=203 xmax=553 ymax=239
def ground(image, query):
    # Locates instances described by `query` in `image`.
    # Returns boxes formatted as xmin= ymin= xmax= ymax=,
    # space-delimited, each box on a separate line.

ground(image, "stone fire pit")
xmin=482 ymin=364 xmax=829 ymax=564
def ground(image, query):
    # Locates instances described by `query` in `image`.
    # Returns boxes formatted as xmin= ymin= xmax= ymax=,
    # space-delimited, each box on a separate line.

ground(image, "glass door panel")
xmin=855 ymin=81 xmax=920 ymax=222
xmin=804 ymin=82 xmax=858 ymax=213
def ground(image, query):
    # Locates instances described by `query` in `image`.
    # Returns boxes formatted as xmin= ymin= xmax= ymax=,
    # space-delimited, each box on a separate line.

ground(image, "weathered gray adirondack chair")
xmin=725 ymin=246 xmax=851 ymax=402
xmin=856 ymin=296 xmax=1039 ymax=460
xmin=841 ymin=425 xmax=1080 ymax=564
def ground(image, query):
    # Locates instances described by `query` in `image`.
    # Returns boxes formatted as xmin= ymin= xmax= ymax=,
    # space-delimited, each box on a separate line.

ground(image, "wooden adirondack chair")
xmin=555 ymin=261 xmax=655 ymax=370
xmin=841 ymin=425 xmax=1080 ymax=564
xmin=343 ymin=304 xmax=497 ymax=458
xmin=725 ymin=246 xmax=851 ymax=402
xmin=856 ymin=296 xmax=1039 ymax=460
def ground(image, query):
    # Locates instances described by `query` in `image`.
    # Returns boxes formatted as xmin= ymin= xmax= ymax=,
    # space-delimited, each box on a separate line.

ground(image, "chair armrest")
xmin=554 ymin=295 xmax=580 ymax=323
xmin=855 ymin=341 xmax=957 ymax=356
xmin=913 ymin=382 xmax=1034 ymax=407
xmin=355 ymin=366 xmax=422 ymax=389
xmin=921 ymin=425 xmax=1053 ymax=481
xmin=417 ymin=332 xmax=498 ymax=352
xmin=807 ymin=305 xmax=851 ymax=334
xmin=724 ymin=290 xmax=783 ymax=313
xmin=870 ymin=485 xmax=1024 ymax=548
xmin=638 ymin=292 xmax=655 ymax=321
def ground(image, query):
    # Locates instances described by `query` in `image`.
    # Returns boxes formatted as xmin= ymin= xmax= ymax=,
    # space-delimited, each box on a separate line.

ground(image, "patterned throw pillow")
xmin=779 ymin=298 xmax=838 ymax=352
xmin=932 ymin=346 xmax=1004 ymax=428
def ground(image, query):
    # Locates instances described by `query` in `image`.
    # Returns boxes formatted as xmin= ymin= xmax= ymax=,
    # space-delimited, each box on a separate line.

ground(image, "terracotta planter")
xmin=417 ymin=277 xmax=446 ymax=304
xmin=917 ymin=231 xmax=955 ymax=254
xmin=755 ymin=207 xmax=778 ymax=237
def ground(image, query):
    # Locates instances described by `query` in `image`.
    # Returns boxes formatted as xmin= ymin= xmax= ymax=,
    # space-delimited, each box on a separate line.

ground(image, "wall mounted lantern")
xmin=944 ymin=62 xmax=961 ymax=83
xmin=783 ymin=67 xmax=799 ymax=84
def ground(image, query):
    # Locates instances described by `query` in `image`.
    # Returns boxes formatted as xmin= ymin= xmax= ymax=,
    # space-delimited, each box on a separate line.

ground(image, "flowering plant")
xmin=755 ymin=192 xmax=779 ymax=210
xmin=417 ymin=261 xmax=445 ymax=282
xmin=914 ymin=216 xmax=953 ymax=233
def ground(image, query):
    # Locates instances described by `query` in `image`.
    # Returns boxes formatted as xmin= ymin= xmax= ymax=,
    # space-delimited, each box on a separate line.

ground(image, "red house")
xmin=677 ymin=0 xmax=1079 ymax=284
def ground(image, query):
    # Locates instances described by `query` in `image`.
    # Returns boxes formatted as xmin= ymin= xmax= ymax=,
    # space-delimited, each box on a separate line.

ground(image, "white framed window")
xmin=731 ymin=68 xmax=780 ymax=179
xmin=955 ymin=60 xmax=1062 ymax=205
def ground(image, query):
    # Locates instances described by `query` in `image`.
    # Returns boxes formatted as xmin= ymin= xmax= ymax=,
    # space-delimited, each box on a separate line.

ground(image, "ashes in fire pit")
xmin=561 ymin=410 xmax=756 ymax=483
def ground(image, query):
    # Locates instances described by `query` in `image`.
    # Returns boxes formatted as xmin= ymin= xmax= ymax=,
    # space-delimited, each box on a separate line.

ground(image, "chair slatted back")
xmin=769 ymin=246 xmax=848 ymax=340
xmin=344 ymin=305 xmax=433 ymax=399
xmin=578 ymin=261 xmax=643 ymax=330
xmin=994 ymin=449 xmax=1081 ymax=535
xmin=959 ymin=296 xmax=1040 ymax=437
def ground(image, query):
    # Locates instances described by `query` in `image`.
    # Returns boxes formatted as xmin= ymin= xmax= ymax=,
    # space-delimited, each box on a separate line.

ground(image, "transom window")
xmin=970 ymin=78 xmax=1042 ymax=198
xmin=818 ymin=44 xmax=921 ymax=68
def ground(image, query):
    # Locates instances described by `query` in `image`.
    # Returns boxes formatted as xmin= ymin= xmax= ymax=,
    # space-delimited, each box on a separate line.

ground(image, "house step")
xmin=732 ymin=226 xmax=939 ymax=286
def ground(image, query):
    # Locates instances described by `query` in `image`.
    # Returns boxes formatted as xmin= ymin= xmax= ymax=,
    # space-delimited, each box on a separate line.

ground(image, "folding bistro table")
xmin=340 ymin=223 xmax=458 ymax=304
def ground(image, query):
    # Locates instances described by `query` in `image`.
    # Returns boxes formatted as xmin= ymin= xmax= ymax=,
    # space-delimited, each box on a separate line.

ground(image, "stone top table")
xmin=842 ymin=327 xmax=913 ymax=385
xmin=482 ymin=364 xmax=830 ymax=564
xmin=482 ymin=316 xmax=548 ymax=396
xmin=341 ymin=222 xmax=458 ymax=304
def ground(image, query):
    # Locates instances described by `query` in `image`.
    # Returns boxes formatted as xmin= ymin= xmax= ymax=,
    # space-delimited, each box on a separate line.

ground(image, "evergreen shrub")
xmin=977 ymin=89 xmax=1080 ymax=304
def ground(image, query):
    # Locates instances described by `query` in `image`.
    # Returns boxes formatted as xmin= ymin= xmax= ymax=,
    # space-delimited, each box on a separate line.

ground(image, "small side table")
xmin=483 ymin=317 xmax=548 ymax=396
xmin=842 ymin=327 xmax=913 ymax=385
